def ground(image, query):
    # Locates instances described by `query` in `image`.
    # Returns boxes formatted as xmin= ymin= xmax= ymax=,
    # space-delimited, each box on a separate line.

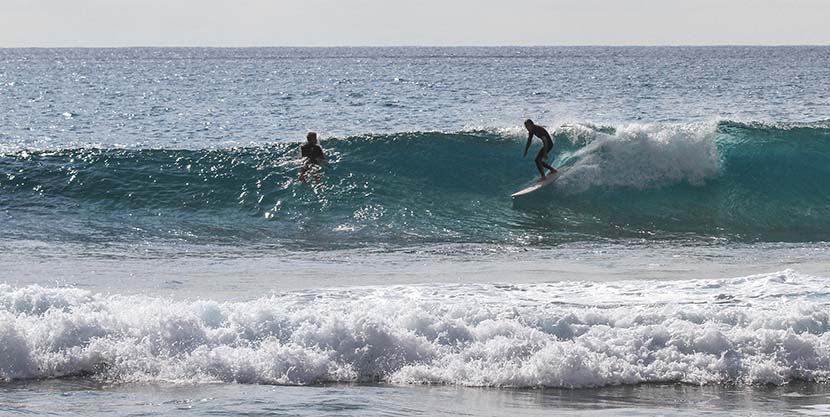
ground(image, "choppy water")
xmin=2 ymin=46 xmax=830 ymax=416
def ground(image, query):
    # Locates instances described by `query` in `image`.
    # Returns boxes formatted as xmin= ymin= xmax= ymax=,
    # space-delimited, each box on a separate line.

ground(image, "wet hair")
xmin=306 ymin=131 xmax=317 ymax=142
xmin=524 ymin=119 xmax=534 ymax=126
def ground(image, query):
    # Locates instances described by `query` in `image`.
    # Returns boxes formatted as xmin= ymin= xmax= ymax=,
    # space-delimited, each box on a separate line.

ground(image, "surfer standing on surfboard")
xmin=522 ymin=119 xmax=557 ymax=180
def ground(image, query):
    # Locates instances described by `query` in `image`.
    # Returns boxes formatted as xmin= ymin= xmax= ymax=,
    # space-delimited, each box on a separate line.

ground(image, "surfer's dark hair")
xmin=524 ymin=119 xmax=534 ymax=126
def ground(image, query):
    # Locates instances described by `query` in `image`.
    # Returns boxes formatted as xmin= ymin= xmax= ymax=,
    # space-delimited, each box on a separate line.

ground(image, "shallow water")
xmin=4 ymin=380 xmax=830 ymax=416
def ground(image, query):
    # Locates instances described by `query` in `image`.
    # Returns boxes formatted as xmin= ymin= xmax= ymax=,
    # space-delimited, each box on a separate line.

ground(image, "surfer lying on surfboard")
xmin=523 ymin=119 xmax=557 ymax=180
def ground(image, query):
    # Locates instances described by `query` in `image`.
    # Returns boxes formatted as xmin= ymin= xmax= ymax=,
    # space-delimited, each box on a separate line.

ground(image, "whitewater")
xmin=3 ymin=269 xmax=830 ymax=387
xmin=2 ymin=46 xmax=830 ymax=416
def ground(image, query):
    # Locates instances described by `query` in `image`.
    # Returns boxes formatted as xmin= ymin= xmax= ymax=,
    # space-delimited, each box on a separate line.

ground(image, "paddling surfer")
xmin=301 ymin=131 xmax=326 ymax=164
xmin=299 ymin=131 xmax=326 ymax=182
xmin=522 ymin=119 xmax=557 ymax=180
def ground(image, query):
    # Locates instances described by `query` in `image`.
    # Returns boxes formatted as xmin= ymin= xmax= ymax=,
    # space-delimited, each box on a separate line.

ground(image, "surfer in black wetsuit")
xmin=523 ymin=119 xmax=557 ymax=180
xmin=299 ymin=131 xmax=326 ymax=182
xmin=301 ymin=131 xmax=326 ymax=163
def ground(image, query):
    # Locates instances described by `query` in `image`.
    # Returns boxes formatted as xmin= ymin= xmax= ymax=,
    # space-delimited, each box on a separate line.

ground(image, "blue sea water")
xmin=2 ymin=46 xmax=830 ymax=416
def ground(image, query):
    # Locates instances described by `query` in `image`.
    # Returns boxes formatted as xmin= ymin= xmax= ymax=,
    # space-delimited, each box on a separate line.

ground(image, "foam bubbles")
xmin=1 ymin=270 xmax=830 ymax=387
xmin=555 ymin=122 xmax=721 ymax=192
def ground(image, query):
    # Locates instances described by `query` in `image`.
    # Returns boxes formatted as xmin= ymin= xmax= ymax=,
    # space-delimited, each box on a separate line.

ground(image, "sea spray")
xmin=555 ymin=122 xmax=720 ymax=192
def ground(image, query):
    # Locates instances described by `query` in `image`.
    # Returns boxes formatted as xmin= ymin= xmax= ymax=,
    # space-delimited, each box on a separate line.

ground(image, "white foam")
xmin=1 ymin=270 xmax=830 ymax=387
xmin=555 ymin=122 xmax=721 ymax=192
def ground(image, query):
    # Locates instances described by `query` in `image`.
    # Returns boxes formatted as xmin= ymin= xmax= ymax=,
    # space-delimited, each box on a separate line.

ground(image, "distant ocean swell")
xmin=1 ymin=120 xmax=829 ymax=246
xmin=1 ymin=270 xmax=829 ymax=387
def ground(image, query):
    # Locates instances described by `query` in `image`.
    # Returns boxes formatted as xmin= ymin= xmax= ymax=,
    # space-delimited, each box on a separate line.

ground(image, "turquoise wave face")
xmin=2 ymin=121 xmax=829 ymax=248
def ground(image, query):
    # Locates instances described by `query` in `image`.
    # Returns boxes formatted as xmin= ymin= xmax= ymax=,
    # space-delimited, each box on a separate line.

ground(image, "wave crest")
xmin=556 ymin=122 xmax=720 ymax=192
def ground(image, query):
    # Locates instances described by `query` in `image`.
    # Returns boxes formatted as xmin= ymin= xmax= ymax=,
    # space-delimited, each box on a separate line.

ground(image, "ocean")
xmin=1 ymin=46 xmax=830 ymax=416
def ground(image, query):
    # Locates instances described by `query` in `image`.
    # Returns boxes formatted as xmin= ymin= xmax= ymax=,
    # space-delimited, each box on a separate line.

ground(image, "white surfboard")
xmin=511 ymin=172 xmax=560 ymax=198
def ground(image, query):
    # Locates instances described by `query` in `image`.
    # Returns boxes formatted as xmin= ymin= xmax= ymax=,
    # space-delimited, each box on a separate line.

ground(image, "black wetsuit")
xmin=526 ymin=125 xmax=556 ymax=177
xmin=532 ymin=127 xmax=554 ymax=153
xmin=301 ymin=143 xmax=325 ymax=163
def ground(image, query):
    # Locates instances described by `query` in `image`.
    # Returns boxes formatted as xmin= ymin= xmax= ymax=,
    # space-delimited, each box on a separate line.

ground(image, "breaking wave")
xmin=2 ymin=120 xmax=829 ymax=246
xmin=1 ymin=270 xmax=829 ymax=387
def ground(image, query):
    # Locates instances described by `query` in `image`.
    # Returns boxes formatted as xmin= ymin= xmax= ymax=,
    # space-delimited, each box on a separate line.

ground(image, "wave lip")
xmin=2 ymin=270 xmax=830 ymax=387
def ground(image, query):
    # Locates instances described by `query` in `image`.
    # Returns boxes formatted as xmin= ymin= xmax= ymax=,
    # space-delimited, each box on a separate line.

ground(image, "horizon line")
xmin=1 ymin=44 xmax=829 ymax=49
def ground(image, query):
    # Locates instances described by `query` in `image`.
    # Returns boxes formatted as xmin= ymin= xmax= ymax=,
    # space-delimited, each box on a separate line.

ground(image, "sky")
xmin=1 ymin=0 xmax=828 ymax=47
